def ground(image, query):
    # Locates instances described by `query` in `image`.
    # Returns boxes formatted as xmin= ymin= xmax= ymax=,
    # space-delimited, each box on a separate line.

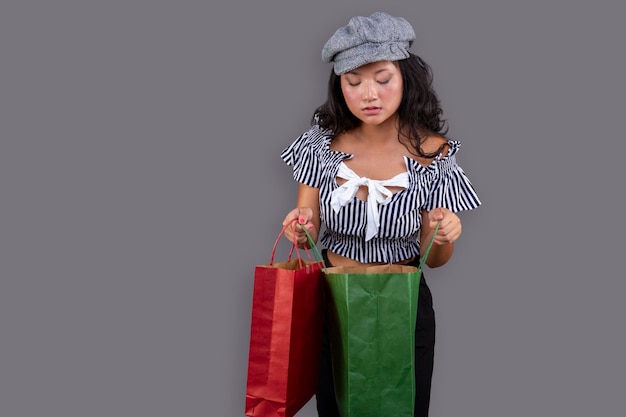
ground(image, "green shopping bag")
xmin=308 ymin=224 xmax=439 ymax=417
xmin=324 ymin=264 xmax=420 ymax=417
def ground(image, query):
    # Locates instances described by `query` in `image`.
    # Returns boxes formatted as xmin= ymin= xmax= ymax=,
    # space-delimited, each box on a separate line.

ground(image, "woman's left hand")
xmin=428 ymin=208 xmax=462 ymax=245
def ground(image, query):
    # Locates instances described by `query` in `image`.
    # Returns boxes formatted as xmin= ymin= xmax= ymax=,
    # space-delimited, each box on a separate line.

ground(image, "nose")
xmin=363 ymin=80 xmax=377 ymax=100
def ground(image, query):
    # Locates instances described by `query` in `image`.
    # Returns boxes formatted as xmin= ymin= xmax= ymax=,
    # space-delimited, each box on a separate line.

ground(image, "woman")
xmin=280 ymin=12 xmax=481 ymax=417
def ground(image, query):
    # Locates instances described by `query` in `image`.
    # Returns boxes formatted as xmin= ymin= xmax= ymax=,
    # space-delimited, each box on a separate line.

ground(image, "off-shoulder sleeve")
xmin=280 ymin=126 xmax=329 ymax=188
xmin=423 ymin=141 xmax=481 ymax=212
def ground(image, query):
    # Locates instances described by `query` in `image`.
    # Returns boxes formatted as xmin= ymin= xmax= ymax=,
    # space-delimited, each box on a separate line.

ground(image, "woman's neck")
xmin=354 ymin=117 xmax=399 ymax=145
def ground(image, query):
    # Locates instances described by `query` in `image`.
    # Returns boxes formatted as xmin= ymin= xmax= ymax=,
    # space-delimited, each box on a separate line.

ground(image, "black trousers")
xmin=316 ymin=250 xmax=436 ymax=417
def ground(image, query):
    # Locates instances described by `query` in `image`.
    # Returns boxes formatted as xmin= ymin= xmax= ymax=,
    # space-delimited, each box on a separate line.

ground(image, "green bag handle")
xmin=302 ymin=220 xmax=441 ymax=273
xmin=302 ymin=225 xmax=327 ymax=272
xmin=417 ymin=219 xmax=440 ymax=272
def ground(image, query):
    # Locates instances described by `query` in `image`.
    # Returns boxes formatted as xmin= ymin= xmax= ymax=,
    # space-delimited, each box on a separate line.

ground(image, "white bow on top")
xmin=330 ymin=162 xmax=409 ymax=241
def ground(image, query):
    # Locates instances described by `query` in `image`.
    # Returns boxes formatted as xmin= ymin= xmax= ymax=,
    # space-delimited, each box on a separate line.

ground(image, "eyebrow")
xmin=346 ymin=67 xmax=392 ymax=76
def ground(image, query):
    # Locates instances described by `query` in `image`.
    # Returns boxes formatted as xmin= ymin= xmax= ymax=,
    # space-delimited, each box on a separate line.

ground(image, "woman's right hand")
xmin=282 ymin=207 xmax=316 ymax=247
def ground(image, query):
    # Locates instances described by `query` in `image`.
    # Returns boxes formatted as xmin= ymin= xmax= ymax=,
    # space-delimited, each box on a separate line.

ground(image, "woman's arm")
xmin=420 ymin=208 xmax=461 ymax=268
xmin=282 ymin=183 xmax=321 ymax=248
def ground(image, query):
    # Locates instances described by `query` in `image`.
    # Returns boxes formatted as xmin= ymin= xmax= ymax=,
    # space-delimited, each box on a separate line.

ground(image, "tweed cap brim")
xmin=322 ymin=12 xmax=416 ymax=75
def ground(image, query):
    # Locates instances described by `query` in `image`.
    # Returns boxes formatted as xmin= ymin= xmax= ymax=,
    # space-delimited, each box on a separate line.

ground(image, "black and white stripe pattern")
xmin=280 ymin=124 xmax=481 ymax=264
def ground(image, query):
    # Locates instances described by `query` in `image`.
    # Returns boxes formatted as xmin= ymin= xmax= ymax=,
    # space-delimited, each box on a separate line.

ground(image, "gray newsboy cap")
xmin=322 ymin=12 xmax=416 ymax=75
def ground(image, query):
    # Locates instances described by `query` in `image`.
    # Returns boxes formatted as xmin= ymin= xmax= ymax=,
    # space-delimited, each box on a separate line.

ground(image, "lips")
xmin=362 ymin=106 xmax=381 ymax=115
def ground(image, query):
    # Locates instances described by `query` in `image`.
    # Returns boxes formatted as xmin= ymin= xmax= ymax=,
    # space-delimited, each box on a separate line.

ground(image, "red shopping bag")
xmin=245 ymin=220 xmax=325 ymax=417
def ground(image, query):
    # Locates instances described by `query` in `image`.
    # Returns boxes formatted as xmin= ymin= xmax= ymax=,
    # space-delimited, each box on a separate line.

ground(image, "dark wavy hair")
xmin=312 ymin=53 xmax=448 ymax=158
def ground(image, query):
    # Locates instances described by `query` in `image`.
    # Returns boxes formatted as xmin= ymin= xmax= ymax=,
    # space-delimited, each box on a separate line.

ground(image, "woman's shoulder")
xmin=403 ymin=134 xmax=455 ymax=166
xmin=285 ymin=122 xmax=330 ymax=146
xmin=402 ymin=135 xmax=461 ymax=172
xmin=422 ymin=134 xmax=454 ymax=156
xmin=281 ymin=122 xmax=336 ymax=162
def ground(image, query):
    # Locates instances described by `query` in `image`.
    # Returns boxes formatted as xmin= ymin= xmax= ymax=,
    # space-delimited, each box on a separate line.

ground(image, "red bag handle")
xmin=269 ymin=218 xmax=316 ymax=267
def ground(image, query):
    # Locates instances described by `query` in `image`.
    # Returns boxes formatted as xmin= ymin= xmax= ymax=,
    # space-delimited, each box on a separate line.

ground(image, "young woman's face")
xmin=340 ymin=60 xmax=403 ymax=126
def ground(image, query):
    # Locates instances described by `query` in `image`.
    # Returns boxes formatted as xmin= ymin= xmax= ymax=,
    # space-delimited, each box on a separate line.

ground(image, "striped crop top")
xmin=280 ymin=123 xmax=481 ymax=264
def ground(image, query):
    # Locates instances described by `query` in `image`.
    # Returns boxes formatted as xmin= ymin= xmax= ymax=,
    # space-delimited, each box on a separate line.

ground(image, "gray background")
xmin=2 ymin=0 xmax=624 ymax=416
